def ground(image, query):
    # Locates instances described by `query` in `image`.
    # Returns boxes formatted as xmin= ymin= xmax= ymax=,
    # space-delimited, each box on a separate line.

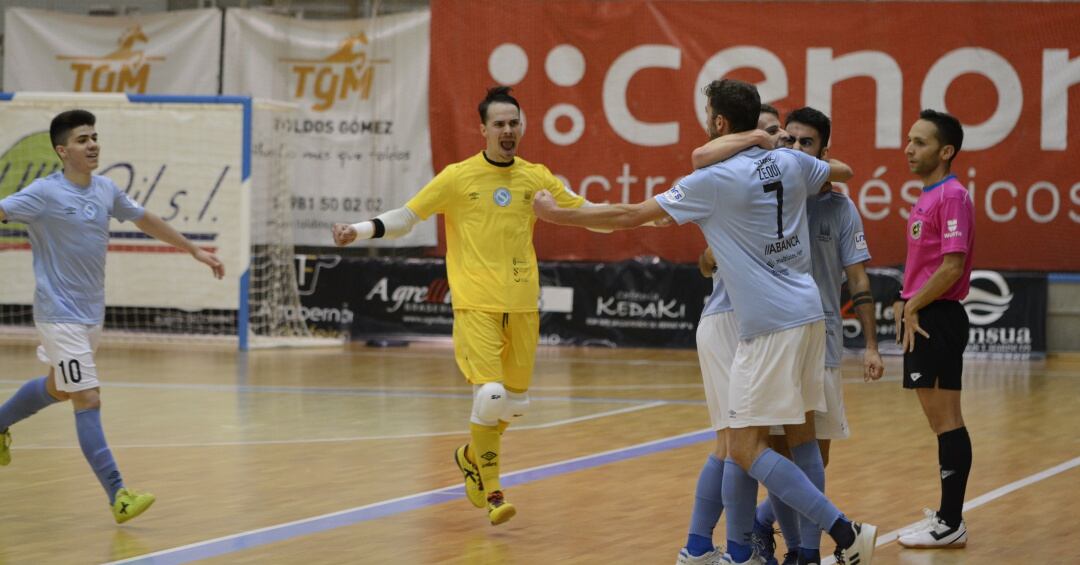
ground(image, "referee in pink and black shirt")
xmin=892 ymin=109 xmax=975 ymax=550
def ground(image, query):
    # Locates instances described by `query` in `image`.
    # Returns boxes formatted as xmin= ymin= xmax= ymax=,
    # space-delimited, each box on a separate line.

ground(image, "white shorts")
xmin=728 ymin=320 xmax=826 ymax=429
xmin=696 ymin=311 xmax=739 ymax=430
xmin=770 ymin=366 xmax=850 ymax=440
xmin=35 ymin=323 xmax=102 ymax=393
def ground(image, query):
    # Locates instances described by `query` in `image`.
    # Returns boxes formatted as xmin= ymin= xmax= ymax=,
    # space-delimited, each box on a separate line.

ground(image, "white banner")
xmin=2 ymin=8 xmax=221 ymax=95
xmin=0 ymin=95 xmax=247 ymax=311
xmin=223 ymin=9 xmax=435 ymax=247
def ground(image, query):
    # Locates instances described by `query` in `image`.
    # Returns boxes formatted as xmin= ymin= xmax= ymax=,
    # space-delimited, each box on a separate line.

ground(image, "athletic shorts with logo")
xmin=903 ymin=300 xmax=969 ymax=390
xmin=453 ymin=309 xmax=539 ymax=392
xmin=697 ymin=311 xmax=740 ymax=430
xmin=36 ymin=323 xmax=103 ymax=392
xmin=728 ymin=320 xmax=827 ymax=428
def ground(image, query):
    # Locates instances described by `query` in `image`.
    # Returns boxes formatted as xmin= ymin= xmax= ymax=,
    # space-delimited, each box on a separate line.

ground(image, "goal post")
xmin=0 ymin=93 xmax=339 ymax=350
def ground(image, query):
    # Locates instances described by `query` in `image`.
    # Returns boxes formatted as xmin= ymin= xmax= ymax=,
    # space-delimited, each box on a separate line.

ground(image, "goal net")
xmin=0 ymin=93 xmax=339 ymax=350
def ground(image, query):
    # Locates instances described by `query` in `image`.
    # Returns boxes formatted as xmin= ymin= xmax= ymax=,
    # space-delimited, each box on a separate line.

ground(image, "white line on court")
xmin=820 ymin=454 xmax=1080 ymax=565
xmin=12 ymin=401 xmax=668 ymax=450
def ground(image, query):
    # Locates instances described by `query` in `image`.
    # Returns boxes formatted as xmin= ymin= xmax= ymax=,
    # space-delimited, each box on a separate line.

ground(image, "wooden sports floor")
xmin=0 ymin=340 xmax=1077 ymax=564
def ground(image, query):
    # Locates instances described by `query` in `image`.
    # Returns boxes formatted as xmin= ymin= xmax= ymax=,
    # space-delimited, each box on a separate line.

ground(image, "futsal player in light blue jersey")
xmin=700 ymin=107 xmax=885 ymax=565
xmin=533 ymin=79 xmax=878 ymax=565
xmin=0 ymin=109 xmax=224 ymax=523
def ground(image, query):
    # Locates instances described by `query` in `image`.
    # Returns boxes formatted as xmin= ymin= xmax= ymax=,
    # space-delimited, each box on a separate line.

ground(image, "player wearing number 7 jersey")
xmin=533 ymin=79 xmax=878 ymax=565
xmin=0 ymin=109 xmax=224 ymax=524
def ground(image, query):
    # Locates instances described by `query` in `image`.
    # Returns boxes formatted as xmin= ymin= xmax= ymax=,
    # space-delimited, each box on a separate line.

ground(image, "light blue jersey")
xmin=0 ymin=172 xmax=145 ymax=324
xmin=807 ymin=191 xmax=871 ymax=367
xmin=658 ymin=147 xmax=830 ymax=340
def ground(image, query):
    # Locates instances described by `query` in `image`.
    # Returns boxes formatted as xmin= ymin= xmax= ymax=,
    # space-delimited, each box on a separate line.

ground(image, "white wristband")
xmin=349 ymin=221 xmax=375 ymax=241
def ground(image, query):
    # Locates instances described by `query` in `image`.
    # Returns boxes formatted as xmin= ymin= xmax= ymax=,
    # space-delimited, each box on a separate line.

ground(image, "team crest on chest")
xmin=910 ymin=220 xmax=923 ymax=240
xmin=493 ymin=187 xmax=511 ymax=207
xmin=83 ymin=203 xmax=98 ymax=219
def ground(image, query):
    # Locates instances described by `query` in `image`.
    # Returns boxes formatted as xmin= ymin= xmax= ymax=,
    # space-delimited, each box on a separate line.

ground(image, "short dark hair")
xmin=50 ymin=109 xmax=96 ymax=148
xmin=478 ymin=86 xmax=520 ymax=123
xmin=704 ymin=79 xmax=760 ymax=134
xmin=785 ymin=106 xmax=832 ymax=148
xmin=760 ymin=103 xmax=780 ymax=119
xmin=919 ymin=109 xmax=963 ymax=162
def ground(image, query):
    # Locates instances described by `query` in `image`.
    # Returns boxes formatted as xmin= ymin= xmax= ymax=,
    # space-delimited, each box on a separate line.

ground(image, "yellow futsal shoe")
xmin=486 ymin=490 xmax=516 ymax=526
xmin=0 ymin=430 xmax=10 ymax=466
xmin=454 ymin=444 xmax=486 ymax=508
xmin=112 ymin=488 xmax=156 ymax=524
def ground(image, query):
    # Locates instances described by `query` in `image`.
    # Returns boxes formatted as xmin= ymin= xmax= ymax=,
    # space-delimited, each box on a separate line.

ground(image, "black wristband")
xmin=371 ymin=218 xmax=386 ymax=238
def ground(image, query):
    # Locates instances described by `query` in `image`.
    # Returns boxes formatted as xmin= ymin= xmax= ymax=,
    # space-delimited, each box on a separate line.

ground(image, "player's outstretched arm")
xmin=533 ymin=190 xmax=670 ymax=231
xmin=333 ymin=207 xmax=420 ymax=246
xmin=691 ymin=129 xmax=771 ymax=169
xmin=134 ymin=212 xmax=224 ymax=279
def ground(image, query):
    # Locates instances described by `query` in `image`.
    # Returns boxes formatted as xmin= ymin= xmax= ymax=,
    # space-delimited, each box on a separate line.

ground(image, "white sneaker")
xmin=898 ymin=508 xmax=937 ymax=537
xmin=898 ymin=516 xmax=967 ymax=548
xmin=833 ymin=522 xmax=877 ymax=565
xmin=676 ymin=547 xmax=726 ymax=565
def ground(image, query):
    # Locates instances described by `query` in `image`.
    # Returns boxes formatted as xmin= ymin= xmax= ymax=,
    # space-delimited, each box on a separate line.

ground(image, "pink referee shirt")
xmin=901 ymin=175 xmax=975 ymax=301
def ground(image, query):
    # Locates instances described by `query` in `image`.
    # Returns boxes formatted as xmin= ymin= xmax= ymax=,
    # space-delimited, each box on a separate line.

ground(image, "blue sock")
xmin=0 ymin=377 xmax=59 ymax=432
xmin=768 ymin=492 xmax=803 ymax=552
xmin=756 ymin=498 xmax=775 ymax=526
xmin=687 ymin=454 xmax=725 ymax=556
xmin=748 ymin=449 xmax=841 ymax=534
xmin=722 ymin=458 xmax=758 ymax=563
xmin=790 ymin=441 xmax=826 ymax=551
xmin=75 ymin=409 xmax=124 ymax=504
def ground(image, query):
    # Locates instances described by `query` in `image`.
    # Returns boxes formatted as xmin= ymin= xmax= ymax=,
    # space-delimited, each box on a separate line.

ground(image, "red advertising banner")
xmin=430 ymin=0 xmax=1080 ymax=270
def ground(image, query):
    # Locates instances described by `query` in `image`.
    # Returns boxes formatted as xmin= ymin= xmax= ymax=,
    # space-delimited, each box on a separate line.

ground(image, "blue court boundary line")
xmin=108 ymin=428 xmax=715 ymax=565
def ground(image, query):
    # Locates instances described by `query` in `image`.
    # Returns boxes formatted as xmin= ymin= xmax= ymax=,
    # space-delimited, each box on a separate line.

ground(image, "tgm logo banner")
xmin=430 ymin=0 xmax=1080 ymax=269
xmin=3 ymin=8 xmax=221 ymax=94
xmin=223 ymin=9 xmax=434 ymax=248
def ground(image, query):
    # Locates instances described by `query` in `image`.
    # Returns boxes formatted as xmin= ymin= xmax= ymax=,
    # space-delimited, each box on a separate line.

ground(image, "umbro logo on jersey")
xmin=662 ymin=187 xmax=685 ymax=202
xmin=64 ymin=207 xmax=77 ymax=215
xmin=910 ymin=372 xmax=922 ymax=381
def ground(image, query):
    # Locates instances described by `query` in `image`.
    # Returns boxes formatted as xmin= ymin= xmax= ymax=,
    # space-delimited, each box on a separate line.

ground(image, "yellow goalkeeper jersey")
xmin=406 ymin=152 xmax=584 ymax=312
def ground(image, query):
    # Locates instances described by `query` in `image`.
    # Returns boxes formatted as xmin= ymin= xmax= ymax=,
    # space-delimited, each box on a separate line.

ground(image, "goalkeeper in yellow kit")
xmin=332 ymin=87 xmax=585 ymax=525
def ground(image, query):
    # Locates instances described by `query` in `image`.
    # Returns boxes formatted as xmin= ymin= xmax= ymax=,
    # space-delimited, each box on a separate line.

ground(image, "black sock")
xmin=937 ymin=427 xmax=972 ymax=528
xmin=828 ymin=517 xmax=854 ymax=549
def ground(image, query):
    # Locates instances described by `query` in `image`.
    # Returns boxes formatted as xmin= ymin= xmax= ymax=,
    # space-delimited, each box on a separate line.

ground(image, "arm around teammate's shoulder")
xmin=826 ymin=158 xmax=853 ymax=182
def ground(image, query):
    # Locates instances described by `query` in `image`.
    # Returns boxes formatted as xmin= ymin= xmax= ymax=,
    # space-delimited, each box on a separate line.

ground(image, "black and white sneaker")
xmin=898 ymin=515 xmax=967 ymax=548
xmin=833 ymin=522 xmax=877 ymax=564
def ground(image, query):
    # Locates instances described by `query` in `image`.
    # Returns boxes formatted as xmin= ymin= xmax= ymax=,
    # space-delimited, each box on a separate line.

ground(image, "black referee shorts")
xmin=902 ymin=300 xmax=969 ymax=390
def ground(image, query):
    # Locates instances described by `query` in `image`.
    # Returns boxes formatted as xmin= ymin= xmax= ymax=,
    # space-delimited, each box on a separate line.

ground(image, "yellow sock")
xmin=497 ymin=420 xmax=510 ymax=434
xmin=470 ymin=422 xmax=502 ymax=494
